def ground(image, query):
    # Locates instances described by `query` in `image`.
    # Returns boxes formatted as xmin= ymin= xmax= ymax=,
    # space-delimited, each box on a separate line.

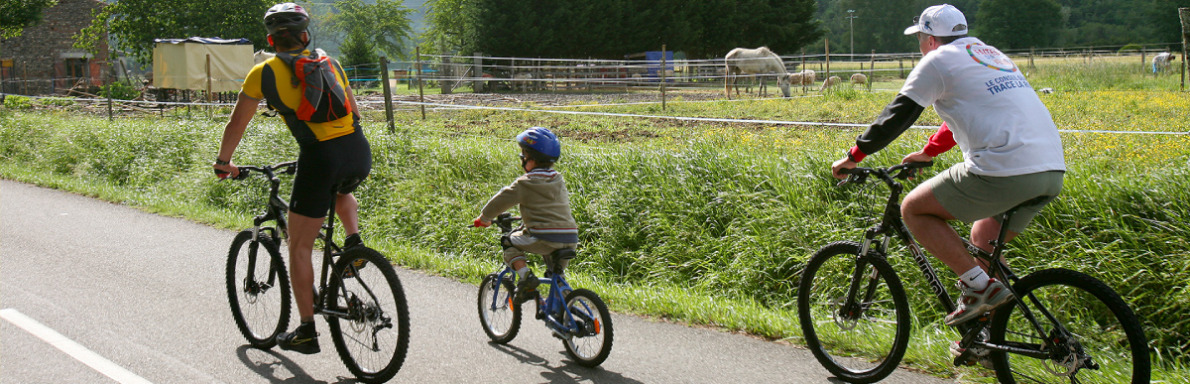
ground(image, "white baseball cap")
xmin=903 ymin=4 xmax=968 ymax=37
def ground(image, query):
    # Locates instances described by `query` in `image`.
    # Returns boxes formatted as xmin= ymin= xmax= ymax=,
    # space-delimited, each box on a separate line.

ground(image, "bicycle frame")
xmin=843 ymin=164 xmax=1065 ymax=359
xmin=492 ymin=262 xmax=593 ymax=338
xmin=484 ymin=215 xmax=592 ymax=339
xmin=237 ymin=162 xmax=375 ymax=322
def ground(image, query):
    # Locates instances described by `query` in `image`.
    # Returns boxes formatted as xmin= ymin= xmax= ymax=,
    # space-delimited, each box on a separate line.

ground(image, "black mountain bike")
xmin=797 ymin=162 xmax=1149 ymax=383
xmin=222 ymin=161 xmax=410 ymax=383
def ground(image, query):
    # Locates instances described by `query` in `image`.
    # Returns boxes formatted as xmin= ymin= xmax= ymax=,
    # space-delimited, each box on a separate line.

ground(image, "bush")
xmin=38 ymin=97 xmax=76 ymax=107
xmin=2 ymin=95 xmax=34 ymax=110
xmin=1117 ymin=44 xmax=1143 ymax=54
xmin=99 ymin=81 xmax=140 ymax=100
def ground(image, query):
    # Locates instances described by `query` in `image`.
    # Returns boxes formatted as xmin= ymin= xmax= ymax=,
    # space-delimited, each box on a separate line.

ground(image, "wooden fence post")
xmin=1141 ymin=46 xmax=1146 ymax=73
xmin=800 ymin=50 xmax=806 ymax=93
xmin=660 ymin=45 xmax=667 ymax=110
xmin=206 ymin=54 xmax=213 ymax=102
xmin=441 ymin=54 xmax=453 ymax=95
xmin=869 ymin=49 xmax=875 ymax=91
xmin=825 ymin=38 xmax=831 ymax=82
xmin=416 ymin=46 xmax=425 ymax=120
xmin=380 ymin=56 xmax=394 ymax=133
xmin=474 ymin=52 xmax=485 ymax=93
xmin=1180 ymin=8 xmax=1190 ymax=91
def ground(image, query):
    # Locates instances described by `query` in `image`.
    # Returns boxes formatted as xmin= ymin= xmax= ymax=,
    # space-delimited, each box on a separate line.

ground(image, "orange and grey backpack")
xmin=271 ymin=48 xmax=353 ymax=124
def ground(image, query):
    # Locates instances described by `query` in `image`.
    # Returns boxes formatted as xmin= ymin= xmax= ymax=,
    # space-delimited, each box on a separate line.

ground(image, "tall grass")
xmin=2 ymin=62 xmax=1189 ymax=380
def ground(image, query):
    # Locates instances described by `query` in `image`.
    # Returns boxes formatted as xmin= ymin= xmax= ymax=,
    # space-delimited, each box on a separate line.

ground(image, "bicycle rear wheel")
xmin=478 ymin=273 xmax=522 ymax=343
xmin=797 ymin=241 xmax=911 ymax=383
xmin=326 ymin=247 xmax=410 ymax=384
xmin=562 ymin=289 xmax=613 ymax=367
xmin=226 ymin=230 xmax=291 ymax=348
xmin=989 ymin=268 xmax=1149 ymax=384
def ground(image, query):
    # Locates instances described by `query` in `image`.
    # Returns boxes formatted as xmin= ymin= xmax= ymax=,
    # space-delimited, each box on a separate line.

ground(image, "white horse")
xmin=254 ymin=50 xmax=275 ymax=64
xmin=725 ymin=47 xmax=791 ymax=99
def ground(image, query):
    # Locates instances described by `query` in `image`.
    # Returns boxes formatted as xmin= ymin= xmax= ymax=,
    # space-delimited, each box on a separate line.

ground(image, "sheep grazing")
xmin=819 ymin=75 xmax=842 ymax=91
xmin=787 ymin=69 xmax=816 ymax=86
xmin=850 ymin=73 xmax=868 ymax=86
xmin=801 ymin=69 xmax=816 ymax=85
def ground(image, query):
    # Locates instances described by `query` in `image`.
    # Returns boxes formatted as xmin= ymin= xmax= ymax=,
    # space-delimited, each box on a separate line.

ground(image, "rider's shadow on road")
xmin=235 ymin=344 xmax=360 ymax=384
xmin=487 ymin=342 xmax=644 ymax=384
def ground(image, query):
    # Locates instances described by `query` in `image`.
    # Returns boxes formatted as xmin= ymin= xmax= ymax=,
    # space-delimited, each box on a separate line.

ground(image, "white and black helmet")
xmin=264 ymin=3 xmax=310 ymax=35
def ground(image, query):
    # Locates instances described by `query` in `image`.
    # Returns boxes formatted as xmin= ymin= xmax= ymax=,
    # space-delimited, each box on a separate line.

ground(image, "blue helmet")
xmin=516 ymin=127 xmax=561 ymax=162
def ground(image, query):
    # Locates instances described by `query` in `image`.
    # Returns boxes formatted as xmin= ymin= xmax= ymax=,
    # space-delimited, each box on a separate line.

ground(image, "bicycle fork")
xmin=836 ymin=236 xmax=890 ymax=326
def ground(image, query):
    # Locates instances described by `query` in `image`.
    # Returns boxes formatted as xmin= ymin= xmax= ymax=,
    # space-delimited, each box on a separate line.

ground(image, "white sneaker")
xmin=945 ymin=278 xmax=1013 ymax=326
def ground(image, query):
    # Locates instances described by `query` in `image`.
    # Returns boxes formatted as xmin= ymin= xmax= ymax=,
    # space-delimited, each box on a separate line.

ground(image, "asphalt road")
xmin=1 ymin=180 xmax=955 ymax=383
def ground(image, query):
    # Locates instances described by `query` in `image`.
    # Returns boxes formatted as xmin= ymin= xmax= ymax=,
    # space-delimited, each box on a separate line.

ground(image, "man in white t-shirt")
xmin=831 ymin=4 xmax=1066 ymax=328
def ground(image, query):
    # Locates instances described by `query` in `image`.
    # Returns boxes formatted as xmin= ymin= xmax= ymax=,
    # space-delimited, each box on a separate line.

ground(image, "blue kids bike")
xmin=476 ymin=213 xmax=613 ymax=367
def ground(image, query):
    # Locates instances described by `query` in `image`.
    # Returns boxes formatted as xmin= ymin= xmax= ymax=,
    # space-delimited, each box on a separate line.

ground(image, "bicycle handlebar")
xmin=838 ymin=161 xmax=933 ymax=186
xmin=471 ymin=212 xmax=522 ymax=233
xmin=217 ymin=161 xmax=298 ymax=181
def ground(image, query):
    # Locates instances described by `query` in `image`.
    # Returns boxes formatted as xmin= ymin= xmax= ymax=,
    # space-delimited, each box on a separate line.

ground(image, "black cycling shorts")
xmin=290 ymin=128 xmax=372 ymax=218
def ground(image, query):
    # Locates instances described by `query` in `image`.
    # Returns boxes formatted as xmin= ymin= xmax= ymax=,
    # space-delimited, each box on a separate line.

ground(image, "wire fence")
xmin=4 ymin=42 xmax=1187 ymax=98
xmin=3 ymin=43 xmax=1189 ymax=136
xmin=4 ymin=91 xmax=1187 ymax=137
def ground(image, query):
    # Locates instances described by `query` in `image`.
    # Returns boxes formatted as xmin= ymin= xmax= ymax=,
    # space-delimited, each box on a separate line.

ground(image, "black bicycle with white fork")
xmin=222 ymin=161 xmax=409 ymax=383
xmin=797 ymin=162 xmax=1149 ymax=383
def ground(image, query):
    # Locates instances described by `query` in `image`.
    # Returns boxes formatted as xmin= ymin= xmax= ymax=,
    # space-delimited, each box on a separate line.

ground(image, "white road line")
xmin=1 ymin=308 xmax=153 ymax=384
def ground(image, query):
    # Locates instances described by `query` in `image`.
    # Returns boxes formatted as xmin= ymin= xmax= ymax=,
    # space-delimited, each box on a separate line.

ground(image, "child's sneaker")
xmin=945 ymin=278 xmax=1013 ymax=326
xmin=277 ymin=322 xmax=320 ymax=354
xmin=515 ymin=271 xmax=540 ymax=304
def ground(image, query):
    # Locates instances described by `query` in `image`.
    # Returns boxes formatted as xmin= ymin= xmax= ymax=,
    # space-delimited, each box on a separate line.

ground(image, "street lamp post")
xmin=847 ymin=9 xmax=857 ymax=61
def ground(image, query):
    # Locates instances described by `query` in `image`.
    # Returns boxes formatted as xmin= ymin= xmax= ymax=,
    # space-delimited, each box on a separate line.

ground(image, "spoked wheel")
xmin=226 ymin=230 xmax=291 ymax=348
xmin=561 ymin=289 xmax=613 ymax=367
xmin=478 ymin=273 xmax=522 ymax=343
xmin=325 ymin=247 xmax=410 ymax=384
xmin=989 ymin=268 xmax=1149 ymax=384
xmin=797 ymin=241 xmax=911 ymax=384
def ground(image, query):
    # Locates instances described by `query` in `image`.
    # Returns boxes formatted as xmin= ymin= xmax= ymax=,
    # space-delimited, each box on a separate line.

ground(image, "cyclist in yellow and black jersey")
xmin=213 ymin=2 xmax=371 ymax=355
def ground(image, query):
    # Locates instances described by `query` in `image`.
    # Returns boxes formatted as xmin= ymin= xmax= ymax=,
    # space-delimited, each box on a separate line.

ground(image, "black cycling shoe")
xmin=515 ymin=271 xmax=540 ymax=304
xmin=344 ymin=233 xmax=364 ymax=249
xmin=277 ymin=322 xmax=320 ymax=354
xmin=341 ymin=234 xmax=368 ymax=278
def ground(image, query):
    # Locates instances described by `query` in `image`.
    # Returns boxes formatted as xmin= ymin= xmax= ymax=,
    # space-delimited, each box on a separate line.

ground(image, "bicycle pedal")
xmin=952 ymin=348 xmax=993 ymax=369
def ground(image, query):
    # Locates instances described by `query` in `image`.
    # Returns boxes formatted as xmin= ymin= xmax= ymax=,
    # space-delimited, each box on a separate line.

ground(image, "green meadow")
xmin=2 ymin=58 xmax=1188 ymax=381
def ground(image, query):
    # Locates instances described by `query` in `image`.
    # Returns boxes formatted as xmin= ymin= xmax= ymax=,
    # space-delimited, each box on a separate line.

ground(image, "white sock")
xmin=960 ymin=267 xmax=990 ymax=291
xmin=516 ymin=267 xmax=530 ymax=280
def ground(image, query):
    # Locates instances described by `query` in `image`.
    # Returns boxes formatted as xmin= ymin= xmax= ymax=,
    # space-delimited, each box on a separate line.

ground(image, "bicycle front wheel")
xmin=226 ymin=230 xmax=291 ymax=348
xmin=562 ymin=289 xmax=613 ymax=367
xmin=797 ymin=241 xmax=911 ymax=383
xmin=477 ymin=273 xmax=522 ymax=343
xmin=989 ymin=268 xmax=1149 ymax=384
xmin=326 ymin=247 xmax=410 ymax=384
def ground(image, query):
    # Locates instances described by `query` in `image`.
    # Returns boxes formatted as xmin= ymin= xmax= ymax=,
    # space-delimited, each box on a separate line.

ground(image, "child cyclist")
xmin=473 ymin=127 xmax=579 ymax=302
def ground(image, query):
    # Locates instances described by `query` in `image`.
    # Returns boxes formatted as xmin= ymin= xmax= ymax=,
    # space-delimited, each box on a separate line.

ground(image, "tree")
xmin=75 ymin=0 xmax=275 ymax=66
xmin=339 ymin=29 xmax=379 ymax=80
xmin=425 ymin=0 xmax=820 ymax=59
xmin=324 ymin=0 xmax=414 ymax=60
xmin=422 ymin=0 xmax=480 ymax=55
xmin=0 ymin=0 xmax=57 ymax=38
xmin=976 ymin=0 xmax=1063 ymax=50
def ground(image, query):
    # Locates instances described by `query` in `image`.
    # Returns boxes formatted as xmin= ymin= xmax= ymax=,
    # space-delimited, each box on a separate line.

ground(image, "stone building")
xmin=0 ymin=0 xmax=110 ymax=95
